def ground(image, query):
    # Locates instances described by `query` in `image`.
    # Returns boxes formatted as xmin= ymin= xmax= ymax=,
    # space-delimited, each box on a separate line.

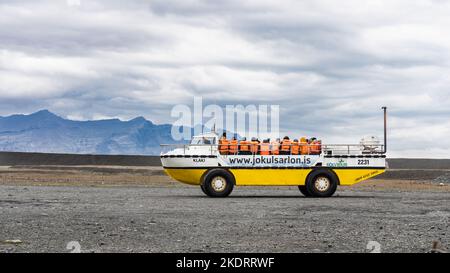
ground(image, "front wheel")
xmin=305 ymin=170 xmax=338 ymax=197
xmin=202 ymin=169 xmax=235 ymax=197
xmin=200 ymin=184 xmax=207 ymax=195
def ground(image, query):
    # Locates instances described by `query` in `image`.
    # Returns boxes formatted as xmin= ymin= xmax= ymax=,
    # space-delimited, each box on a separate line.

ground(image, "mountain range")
xmin=0 ymin=110 xmax=187 ymax=155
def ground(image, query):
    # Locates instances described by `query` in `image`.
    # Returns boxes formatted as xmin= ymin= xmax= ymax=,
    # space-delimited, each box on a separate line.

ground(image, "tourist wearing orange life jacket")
xmin=260 ymin=139 xmax=270 ymax=155
xmin=300 ymin=137 xmax=309 ymax=155
xmin=316 ymin=140 xmax=322 ymax=154
xmin=229 ymin=136 xmax=238 ymax=155
xmin=250 ymin=137 xmax=260 ymax=154
xmin=280 ymin=136 xmax=291 ymax=155
xmin=218 ymin=133 xmax=229 ymax=155
xmin=270 ymin=138 xmax=280 ymax=155
xmin=310 ymin=137 xmax=322 ymax=155
xmin=291 ymin=139 xmax=300 ymax=155
xmin=239 ymin=137 xmax=251 ymax=155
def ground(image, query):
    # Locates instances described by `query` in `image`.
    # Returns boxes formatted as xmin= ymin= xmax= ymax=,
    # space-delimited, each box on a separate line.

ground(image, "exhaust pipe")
xmin=382 ymin=106 xmax=387 ymax=154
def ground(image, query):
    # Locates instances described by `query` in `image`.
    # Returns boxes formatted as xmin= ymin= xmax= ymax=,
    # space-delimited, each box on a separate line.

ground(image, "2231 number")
xmin=358 ymin=159 xmax=370 ymax=165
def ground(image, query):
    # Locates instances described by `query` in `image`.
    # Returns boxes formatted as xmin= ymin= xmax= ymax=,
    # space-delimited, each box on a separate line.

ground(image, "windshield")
xmin=190 ymin=137 xmax=216 ymax=145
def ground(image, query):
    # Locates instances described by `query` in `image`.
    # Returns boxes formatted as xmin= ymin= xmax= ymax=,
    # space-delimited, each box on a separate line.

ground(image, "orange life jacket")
xmin=310 ymin=140 xmax=322 ymax=154
xmin=281 ymin=139 xmax=291 ymax=152
xmin=250 ymin=141 xmax=259 ymax=154
xmin=291 ymin=141 xmax=300 ymax=155
xmin=271 ymin=141 xmax=280 ymax=155
xmin=239 ymin=141 xmax=250 ymax=151
xmin=300 ymin=138 xmax=309 ymax=155
xmin=229 ymin=140 xmax=238 ymax=154
xmin=260 ymin=143 xmax=270 ymax=155
xmin=219 ymin=138 xmax=229 ymax=154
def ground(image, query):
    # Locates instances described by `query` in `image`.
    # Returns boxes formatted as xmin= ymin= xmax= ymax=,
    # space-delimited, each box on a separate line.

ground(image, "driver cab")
xmin=187 ymin=133 xmax=219 ymax=155
xmin=190 ymin=135 xmax=217 ymax=145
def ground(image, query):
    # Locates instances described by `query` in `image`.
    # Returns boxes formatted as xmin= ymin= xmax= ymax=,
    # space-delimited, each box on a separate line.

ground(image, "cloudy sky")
xmin=1 ymin=0 xmax=450 ymax=157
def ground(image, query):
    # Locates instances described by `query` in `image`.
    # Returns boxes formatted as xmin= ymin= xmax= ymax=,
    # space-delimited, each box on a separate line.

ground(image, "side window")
xmin=190 ymin=137 xmax=216 ymax=145
xmin=203 ymin=138 xmax=216 ymax=144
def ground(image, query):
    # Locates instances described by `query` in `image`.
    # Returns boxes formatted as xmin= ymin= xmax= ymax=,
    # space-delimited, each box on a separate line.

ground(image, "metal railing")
xmin=161 ymin=143 xmax=385 ymax=156
xmin=160 ymin=144 xmax=217 ymax=156
xmin=322 ymin=144 xmax=385 ymax=155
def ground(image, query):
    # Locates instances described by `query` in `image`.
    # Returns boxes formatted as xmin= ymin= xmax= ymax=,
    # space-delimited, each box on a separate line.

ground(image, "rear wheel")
xmin=298 ymin=186 xmax=311 ymax=197
xmin=202 ymin=169 xmax=235 ymax=197
xmin=305 ymin=170 xmax=338 ymax=197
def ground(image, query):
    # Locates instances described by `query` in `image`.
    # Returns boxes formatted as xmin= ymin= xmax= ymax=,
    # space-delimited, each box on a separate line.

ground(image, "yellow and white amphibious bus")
xmin=161 ymin=108 xmax=388 ymax=198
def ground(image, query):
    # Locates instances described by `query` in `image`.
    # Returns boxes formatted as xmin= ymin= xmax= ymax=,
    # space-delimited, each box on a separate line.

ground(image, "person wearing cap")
xmin=280 ymin=136 xmax=291 ymax=155
xmin=291 ymin=139 xmax=300 ymax=155
xmin=250 ymin=137 xmax=259 ymax=154
xmin=260 ymin=139 xmax=271 ymax=155
xmin=218 ymin=132 xmax=229 ymax=155
xmin=229 ymin=136 xmax=238 ymax=155
xmin=300 ymin=137 xmax=309 ymax=155
xmin=239 ymin=137 xmax=251 ymax=155
xmin=310 ymin=137 xmax=321 ymax=155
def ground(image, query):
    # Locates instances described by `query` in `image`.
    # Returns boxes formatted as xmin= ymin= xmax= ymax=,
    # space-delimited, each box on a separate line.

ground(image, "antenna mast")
xmin=382 ymin=107 xmax=387 ymax=154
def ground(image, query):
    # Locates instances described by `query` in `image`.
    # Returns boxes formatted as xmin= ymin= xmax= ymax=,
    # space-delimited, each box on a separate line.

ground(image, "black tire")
xmin=298 ymin=185 xmax=312 ymax=197
xmin=305 ymin=169 xmax=338 ymax=197
xmin=200 ymin=184 xmax=207 ymax=195
xmin=202 ymin=169 xmax=235 ymax=197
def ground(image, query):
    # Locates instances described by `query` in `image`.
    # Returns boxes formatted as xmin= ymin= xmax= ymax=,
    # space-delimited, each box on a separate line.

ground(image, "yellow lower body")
xmin=164 ymin=168 xmax=385 ymax=186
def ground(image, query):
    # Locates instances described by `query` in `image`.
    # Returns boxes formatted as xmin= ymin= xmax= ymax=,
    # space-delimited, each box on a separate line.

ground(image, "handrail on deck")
xmin=160 ymin=143 xmax=385 ymax=156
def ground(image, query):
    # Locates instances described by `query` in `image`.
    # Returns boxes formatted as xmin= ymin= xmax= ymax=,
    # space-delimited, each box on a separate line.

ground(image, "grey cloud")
xmin=1 ymin=0 xmax=450 ymax=157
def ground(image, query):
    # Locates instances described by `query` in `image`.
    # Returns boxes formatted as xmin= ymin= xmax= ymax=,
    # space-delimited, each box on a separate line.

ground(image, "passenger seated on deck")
xmin=291 ymin=139 xmax=300 ymax=155
xmin=250 ymin=137 xmax=259 ymax=155
xmin=238 ymin=137 xmax=251 ymax=155
xmin=260 ymin=139 xmax=270 ymax=155
xmin=229 ymin=136 xmax=238 ymax=155
xmin=271 ymin=138 xmax=280 ymax=155
xmin=309 ymin=137 xmax=321 ymax=155
xmin=218 ymin=133 xmax=229 ymax=155
xmin=300 ymin=137 xmax=309 ymax=155
xmin=280 ymin=136 xmax=291 ymax=155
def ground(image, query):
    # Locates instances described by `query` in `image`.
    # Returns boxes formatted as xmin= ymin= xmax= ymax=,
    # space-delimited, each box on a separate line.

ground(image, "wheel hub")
xmin=211 ymin=176 xmax=227 ymax=192
xmin=314 ymin=176 xmax=330 ymax=192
